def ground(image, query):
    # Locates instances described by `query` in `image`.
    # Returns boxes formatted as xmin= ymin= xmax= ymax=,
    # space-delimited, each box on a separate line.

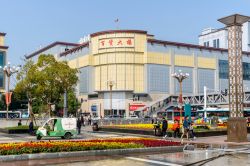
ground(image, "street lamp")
xmin=218 ymin=14 xmax=250 ymax=142
xmin=107 ymin=80 xmax=115 ymax=115
xmin=171 ymin=70 xmax=189 ymax=124
xmin=0 ymin=62 xmax=20 ymax=119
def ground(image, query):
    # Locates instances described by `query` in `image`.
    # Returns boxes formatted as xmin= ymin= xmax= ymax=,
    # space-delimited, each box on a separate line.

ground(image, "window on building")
xmin=219 ymin=60 xmax=250 ymax=80
xmin=0 ymin=52 xmax=4 ymax=88
xmin=213 ymin=40 xmax=216 ymax=48
xmin=243 ymin=62 xmax=250 ymax=80
xmin=219 ymin=60 xmax=228 ymax=79
xmin=207 ymin=41 xmax=209 ymax=47
xmin=217 ymin=39 xmax=220 ymax=48
xmin=204 ymin=42 xmax=206 ymax=47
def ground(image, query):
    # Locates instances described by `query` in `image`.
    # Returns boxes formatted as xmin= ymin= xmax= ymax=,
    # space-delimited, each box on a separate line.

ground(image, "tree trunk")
xmin=28 ymin=99 xmax=36 ymax=125
xmin=63 ymin=89 xmax=68 ymax=118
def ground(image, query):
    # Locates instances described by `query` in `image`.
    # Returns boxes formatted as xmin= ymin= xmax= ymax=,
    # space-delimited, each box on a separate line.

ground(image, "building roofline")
xmin=147 ymin=39 xmax=250 ymax=55
xmin=90 ymin=30 xmax=147 ymax=37
xmin=25 ymin=41 xmax=80 ymax=59
xmin=0 ymin=32 xmax=6 ymax=36
xmin=60 ymin=42 xmax=89 ymax=56
xmin=198 ymin=27 xmax=227 ymax=37
xmin=0 ymin=46 xmax=8 ymax=49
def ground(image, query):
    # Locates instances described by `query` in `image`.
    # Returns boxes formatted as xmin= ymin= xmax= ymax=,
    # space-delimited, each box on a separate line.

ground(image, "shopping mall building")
xmin=0 ymin=32 xmax=7 ymax=92
xmin=26 ymin=30 xmax=250 ymax=117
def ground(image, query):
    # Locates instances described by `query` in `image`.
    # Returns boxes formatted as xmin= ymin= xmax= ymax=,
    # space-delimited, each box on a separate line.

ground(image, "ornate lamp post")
xmin=0 ymin=62 xmax=20 ymax=119
xmin=171 ymin=70 xmax=189 ymax=124
xmin=107 ymin=80 xmax=115 ymax=115
xmin=218 ymin=14 xmax=250 ymax=142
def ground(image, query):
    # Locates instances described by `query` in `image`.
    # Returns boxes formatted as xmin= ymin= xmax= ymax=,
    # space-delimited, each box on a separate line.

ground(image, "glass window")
xmin=0 ymin=52 xmax=4 ymax=88
xmin=198 ymin=69 xmax=215 ymax=93
xmin=213 ymin=40 xmax=216 ymax=47
xmin=207 ymin=41 xmax=209 ymax=47
xmin=243 ymin=62 xmax=250 ymax=80
xmin=217 ymin=39 xmax=220 ymax=48
xmin=219 ymin=60 xmax=228 ymax=79
xmin=219 ymin=60 xmax=250 ymax=80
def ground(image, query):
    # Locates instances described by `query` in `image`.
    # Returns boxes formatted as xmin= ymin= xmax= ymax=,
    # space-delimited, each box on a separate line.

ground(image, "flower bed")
xmin=108 ymin=124 xmax=174 ymax=130
xmin=0 ymin=138 xmax=181 ymax=155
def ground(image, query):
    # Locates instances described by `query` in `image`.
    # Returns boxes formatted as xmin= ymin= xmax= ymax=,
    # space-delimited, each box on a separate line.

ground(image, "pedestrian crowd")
xmin=154 ymin=116 xmax=196 ymax=142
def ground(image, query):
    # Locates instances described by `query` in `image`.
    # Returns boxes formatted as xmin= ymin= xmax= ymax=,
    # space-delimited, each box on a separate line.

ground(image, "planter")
xmin=100 ymin=127 xmax=250 ymax=137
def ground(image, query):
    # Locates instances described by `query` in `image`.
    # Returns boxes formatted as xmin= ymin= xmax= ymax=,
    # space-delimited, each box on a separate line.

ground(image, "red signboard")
xmin=99 ymin=38 xmax=134 ymax=49
xmin=129 ymin=104 xmax=145 ymax=111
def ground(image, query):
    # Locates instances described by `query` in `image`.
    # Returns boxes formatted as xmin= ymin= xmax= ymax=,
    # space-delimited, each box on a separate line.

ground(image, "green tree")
xmin=15 ymin=55 xmax=79 ymax=119
xmin=36 ymin=55 xmax=78 ymax=117
xmin=15 ymin=60 xmax=39 ymax=123
xmin=57 ymin=89 xmax=81 ymax=116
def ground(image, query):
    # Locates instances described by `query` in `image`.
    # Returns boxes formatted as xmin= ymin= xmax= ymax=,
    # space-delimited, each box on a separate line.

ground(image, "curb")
xmin=0 ymin=146 xmax=183 ymax=162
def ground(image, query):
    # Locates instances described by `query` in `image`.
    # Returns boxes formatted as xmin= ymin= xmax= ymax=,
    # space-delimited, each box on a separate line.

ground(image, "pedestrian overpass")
xmin=137 ymin=91 xmax=250 ymax=116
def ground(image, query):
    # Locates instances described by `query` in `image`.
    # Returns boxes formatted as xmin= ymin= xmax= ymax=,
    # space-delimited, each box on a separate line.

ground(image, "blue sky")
xmin=1 ymin=0 xmax=250 ymax=65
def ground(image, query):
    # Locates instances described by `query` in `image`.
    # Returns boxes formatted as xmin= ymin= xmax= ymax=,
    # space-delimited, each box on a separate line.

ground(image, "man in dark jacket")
xmin=77 ymin=118 xmax=81 ymax=134
xmin=29 ymin=121 xmax=34 ymax=135
xmin=162 ymin=117 xmax=168 ymax=138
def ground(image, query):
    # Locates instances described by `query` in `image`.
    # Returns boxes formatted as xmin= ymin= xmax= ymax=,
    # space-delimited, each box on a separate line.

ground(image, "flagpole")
xmin=115 ymin=19 xmax=119 ymax=30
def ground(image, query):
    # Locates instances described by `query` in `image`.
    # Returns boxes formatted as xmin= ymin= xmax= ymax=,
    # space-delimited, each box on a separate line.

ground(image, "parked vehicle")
xmin=0 ymin=111 xmax=21 ymax=119
xmin=36 ymin=118 xmax=77 ymax=140
xmin=126 ymin=115 xmax=139 ymax=119
xmin=21 ymin=112 xmax=30 ymax=118
xmin=104 ymin=115 xmax=123 ymax=119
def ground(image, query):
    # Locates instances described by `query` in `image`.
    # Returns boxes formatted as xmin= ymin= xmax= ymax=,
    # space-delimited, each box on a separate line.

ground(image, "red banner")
xmin=5 ymin=92 xmax=12 ymax=105
xmin=129 ymin=105 xmax=145 ymax=111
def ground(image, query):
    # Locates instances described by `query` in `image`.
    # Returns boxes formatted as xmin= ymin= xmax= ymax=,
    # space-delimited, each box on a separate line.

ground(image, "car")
xmin=91 ymin=116 xmax=101 ymax=121
xmin=21 ymin=112 xmax=30 ymax=118
xmin=126 ymin=115 xmax=139 ymax=119
xmin=104 ymin=115 xmax=123 ymax=119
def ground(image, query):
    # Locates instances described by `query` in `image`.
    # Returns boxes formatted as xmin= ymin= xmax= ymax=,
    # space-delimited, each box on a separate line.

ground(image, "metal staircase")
xmin=139 ymin=91 xmax=250 ymax=117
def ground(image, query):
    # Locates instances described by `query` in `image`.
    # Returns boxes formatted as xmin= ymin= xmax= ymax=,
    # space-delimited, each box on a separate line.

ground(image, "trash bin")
xmin=153 ymin=124 xmax=162 ymax=136
xmin=92 ymin=122 xmax=99 ymax=131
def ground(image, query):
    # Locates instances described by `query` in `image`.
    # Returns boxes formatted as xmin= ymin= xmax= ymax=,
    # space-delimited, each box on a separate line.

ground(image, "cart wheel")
xmin=37 ymin=135 xmax=42 ymax=140
xmin=64 ymin=132 xmax=71 ymax=139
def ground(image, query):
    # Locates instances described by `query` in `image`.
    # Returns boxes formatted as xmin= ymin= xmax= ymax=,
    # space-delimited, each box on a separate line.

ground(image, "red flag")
xmin=5 ymin=92 xmax=12 ymax=105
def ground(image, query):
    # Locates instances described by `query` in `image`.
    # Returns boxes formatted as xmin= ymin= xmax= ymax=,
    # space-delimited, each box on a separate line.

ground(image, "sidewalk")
xmin=181 ymin=134 xmax=250 ymax=147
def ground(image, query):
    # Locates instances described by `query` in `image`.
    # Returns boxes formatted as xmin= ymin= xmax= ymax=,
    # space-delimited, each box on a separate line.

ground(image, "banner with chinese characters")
xmin=99 ymin=38 xmax=134 ymax=49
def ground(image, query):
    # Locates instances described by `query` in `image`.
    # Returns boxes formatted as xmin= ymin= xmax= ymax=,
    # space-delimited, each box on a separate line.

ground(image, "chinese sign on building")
xmin=99 ymin=38 xmax=134 ymax=49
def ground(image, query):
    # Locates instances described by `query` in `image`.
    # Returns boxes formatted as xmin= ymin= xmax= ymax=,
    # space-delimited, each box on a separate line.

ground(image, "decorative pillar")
xmin=218 ymin=14 xmax=250 ymax=142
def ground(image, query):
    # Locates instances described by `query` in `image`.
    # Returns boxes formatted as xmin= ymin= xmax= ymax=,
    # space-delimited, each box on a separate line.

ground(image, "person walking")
xmin=188 ymin=122 xmax=196 ymax=140
xmin=162 ymin=117 xmax=168 ymax=138
xmin=77 ymin=118 xmax=82 ymax=134
xmin=18 ymin=120 xmax=22 ymax=126
xmin=172 ymin=120 xmax=180 ymax=138
xmin=88 ymin=116 xmax=92 ymax=125
xmin=81 ymin=115 xmax=85 ymax=126
xmin=29 ymin=121 xmax=34 ymax=135
xmin=181 ymin=116 xmax=189 ymax=143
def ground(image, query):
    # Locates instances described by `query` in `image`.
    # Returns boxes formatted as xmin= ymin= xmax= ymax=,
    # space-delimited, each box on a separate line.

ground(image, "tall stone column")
xmin=218 ymin=14 xmax=250 ymax=142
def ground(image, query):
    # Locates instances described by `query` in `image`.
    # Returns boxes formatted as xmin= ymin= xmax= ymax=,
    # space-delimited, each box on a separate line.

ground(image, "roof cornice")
xmin=0 ymin=46 xmax=8 ymax=49
xmin=0 ymin=32 xmax=6 ymax=36
xmin=25 ymin=41 xmax=79 ymax=59
xmin=60 ymin=42 xmax=89 ymax=57
xmin=90 ymin=30 xmax=147 ymax=37
xmin=147 ymin=39 xmax=250 ymax=55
